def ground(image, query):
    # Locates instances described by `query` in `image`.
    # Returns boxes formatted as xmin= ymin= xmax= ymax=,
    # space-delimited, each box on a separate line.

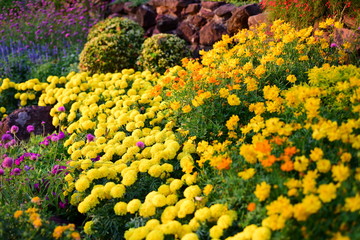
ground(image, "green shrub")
xmin=79 ymin=33 xmax=144 ymax=74
xmin=87 ymin=17 xmax=144 ymax=41
xmin=137 ymin=33 xmax=191 ymax=74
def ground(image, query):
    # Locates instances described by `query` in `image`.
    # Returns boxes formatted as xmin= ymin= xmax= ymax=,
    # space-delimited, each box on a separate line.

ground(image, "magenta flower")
xmin=136 ymin=141 xmax=145 ymax=149
xmin=86 ymin=134 xmax=95 ymax=142
xmin=51 ymin=164 xmax=67 ymax=174
xmin=58 ymin=106 xmax=65 ymax=112
xmin=1 ymin=133 xmax=13 ymax=142
xmin=2 ymin=157 xmax=14 ymax=168
xmin=26 ymin=125 xmax=35 ymax=133
xmin=0 ymin=168 xmax=4 ymax=175
xmin=10 ymin=125 xmax=19 ymax=134
xmin=330 ymin=43 xmax=338 ymax=48
xmin=10 ymin=168 xmax=22 ymax=175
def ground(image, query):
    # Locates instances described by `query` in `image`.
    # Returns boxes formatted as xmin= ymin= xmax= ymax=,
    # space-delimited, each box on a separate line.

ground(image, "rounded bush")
xmin=87 ymin=17 xmax=143 ymax=40
xmin=79 ymin=18 xmax=144 ymax=74
xmin=137 ymin=33 xmax=191 ymax=74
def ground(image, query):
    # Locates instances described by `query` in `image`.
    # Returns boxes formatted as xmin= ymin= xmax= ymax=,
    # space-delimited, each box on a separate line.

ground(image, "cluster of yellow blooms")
xmin=2 ymin=18 xmax=359 ymax=239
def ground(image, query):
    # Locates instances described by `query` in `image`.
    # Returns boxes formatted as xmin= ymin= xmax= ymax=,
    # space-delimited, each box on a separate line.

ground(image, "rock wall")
xmin=108 ymin=0 xmax=264 ymax=57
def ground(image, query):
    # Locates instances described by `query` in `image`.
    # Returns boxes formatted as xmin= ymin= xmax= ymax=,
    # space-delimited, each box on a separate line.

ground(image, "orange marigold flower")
xmin=281 ymin=161 xmax=294 ymax=172
xmin=254 ymin=140 xmax=272 ymax=155
xmin=261 ymin=155 xmax=277 ymax=167
xmin=216 ymin=157 xmax=232 ymax=170
xmin=284 ymin=146 xmax=297 ymax=156
xmin=247 ymin=202 xmax=256 ymax=212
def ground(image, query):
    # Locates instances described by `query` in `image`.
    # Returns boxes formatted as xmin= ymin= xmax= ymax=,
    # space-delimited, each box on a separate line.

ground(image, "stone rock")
xmin=248 ymin=12 xmax=269 ymax=28
xmin=182 ymin=3 xmax=201 ymax=15
xmin=343 ymin=14 xmax=357 ymax=29
xmin=334 ymin=28 xmax=360 ymax=48
xmin=201 ymin=1 xmax=226 ymax=10
xmin=135 ymin=4 xmax=157 ymax=28
xmin=214 ymin=3 xmax=235 ymax=19
xmin=156 ymin=14 xmax=179 ymax=32
xmin=149 ymin=0 xmax=199 ymax=8
xmin=199 ymin=7 xmax=215 ymax=19
xmin=227 ymin=4 xmax=262 ymax=35
xmin=199 ymin=20 xmax=227 ymax=45
xmin=0 ymin=106 xmax=56 ymax=141
xmin=110 ymin=2 xmax=125 ymax=14
xmin=188 ymin=15 xmax=207 ymax=29
xmin=177 ymin=20 xmax=196 ymax=43
xmin=123 ymin=2 xmax=138 ymax=14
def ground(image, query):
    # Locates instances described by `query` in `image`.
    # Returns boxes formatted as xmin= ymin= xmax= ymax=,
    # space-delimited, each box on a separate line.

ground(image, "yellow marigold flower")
xmin=114 ymin=201 xmax=128 ymax=215
xmin=263 ymin=85 xmax=280 ymax=100
xmin=210 ymin=204 xmax=228 ymax=219
xmin=182 ymin=105 xmax=192 ymax=113
xmin=75 ymin=177 xmax=91 ymax=192
xmin=209 ymin=225 xmax=223 ymax=239
xmin=239 ymin=144 xmax=257 ymax=164
xmin=219 ymin=88 xmax=230 ymax=98
xmin=238 ymin=168 xmax=256 ymax=180
xmin=217 ymin=214 xmax=233 ymax=229
xmin=276 ymin=58 xmax=284 ymax=66
xmin=182 ymin=233 xmax=199 ymax=240
xmin=110 ymin=184 xmax=126 ymax=198
xmin=71 ymin=232 xmax=81 ymax=240
xmin=340 ymin=152 xmax=351 ymax=163
xmin=122 ymin=170 xmax=138 ymax=186
xmin=243 ymin=224 xmax=257 ymax=238
xmin=203 ymin=184 xmax=213 ymax=196
xmin=166 ymin=194 xmax=178 ymax=205
xmin=318 ymin=183 xmax=337 ymax=203
xmin=77 ymin=201 xmax=91 ymax=213
xmin=316 ymin=159 xmax=331 ymax=173
xmin=170 ymin=101 xmax=181 ymax=110
xmin=14 ymin=210 xmax=23 ymax=219
xmin=252 ymin=226 xmax=271 ymax=240
xmin=84 ymin=221 xmax=94 ymax=234
xmin=194 ymin=207 xmax=211 ymax=222
xmin=169 ymin=179 xmax=183 ymax=192
xmin=332 ymin=164 xmax=350 ymax=182
xmin=151 ymin=194 xmax=167 ymax=207
xmin=127 ymin=199 xmax=142 ymax=214
xmin=294 ymin=156 xmax=309 ymax=172
xmin=227 ymin=94 xmax=241 ymax=106
xmin=331 ymin=232 xmax=350 ymax=240
xmin=32 ymin=217 xmax=42 ymax=228
xmin=310 ymin=147 xmax=323 ymax=161
xmin=178 ymin=199 xmax=195 ymax=218
xmin=139 ymin=202 xmax=156 ymax=217
xmin=254 ymin=182 xmax=271 ymax=202
xmin=146 ymin=229 xmax=164 ymax=240
xmin=303 ymin=194 xmax=322 ymax=214
xmin=344 ymin=194 xmax=360 ymax=212
xmin=184 ymin=185 xmax=202 ymax=199
xmin=254 ymin=64 xmax=266 ymax=77
xmin=226 ymin=115 xmax=240 ymax=130
xmin=286 ymin=74 xmax=297 ymax=83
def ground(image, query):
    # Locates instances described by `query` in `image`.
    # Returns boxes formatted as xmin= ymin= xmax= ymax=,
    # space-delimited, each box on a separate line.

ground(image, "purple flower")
xmin=10 ymin=125 xmax=19 ymax=134
xmin=1 ymin=133 xmax=13 ymax=142
xmin=330 ymin=43 xmax=338 ymax=48
xmin=58 ymin=200 xmax=68 ymax=209
xmin=41 ymin=121 xmax=46 ymax=125
xmin=136 ymin=141 xmax=145 ymax=149
xmin=10 ymin=168 xmax=22 ymax=175
xmin=40 ymin=140 xmax=50 ymax=146
xmin=91 ymin=155 xmax=100 ymax=162
xmin=0 ymin=168 xmax=4 ymax=175
xmin=86 ymin=134 xmax=95 ymax=142
xmin=58 ymin=106 xmax=65 ymax=112
xmin=51 ymin=165 xmax=67 ymax=174
xmin=2 ymin=157 xmax=13 ymax=168
xmin=51 ymin=135 xmax=60 ymax=142
xmin=64 ymin=33 xmax=70 ymax=38
xmin=26 ymin=125 xmax=35 ymax=133
xmin=58 ymin=131 xmax=65 ymax=139
xmin=24 ymin=165 xmax=31 ymax=171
